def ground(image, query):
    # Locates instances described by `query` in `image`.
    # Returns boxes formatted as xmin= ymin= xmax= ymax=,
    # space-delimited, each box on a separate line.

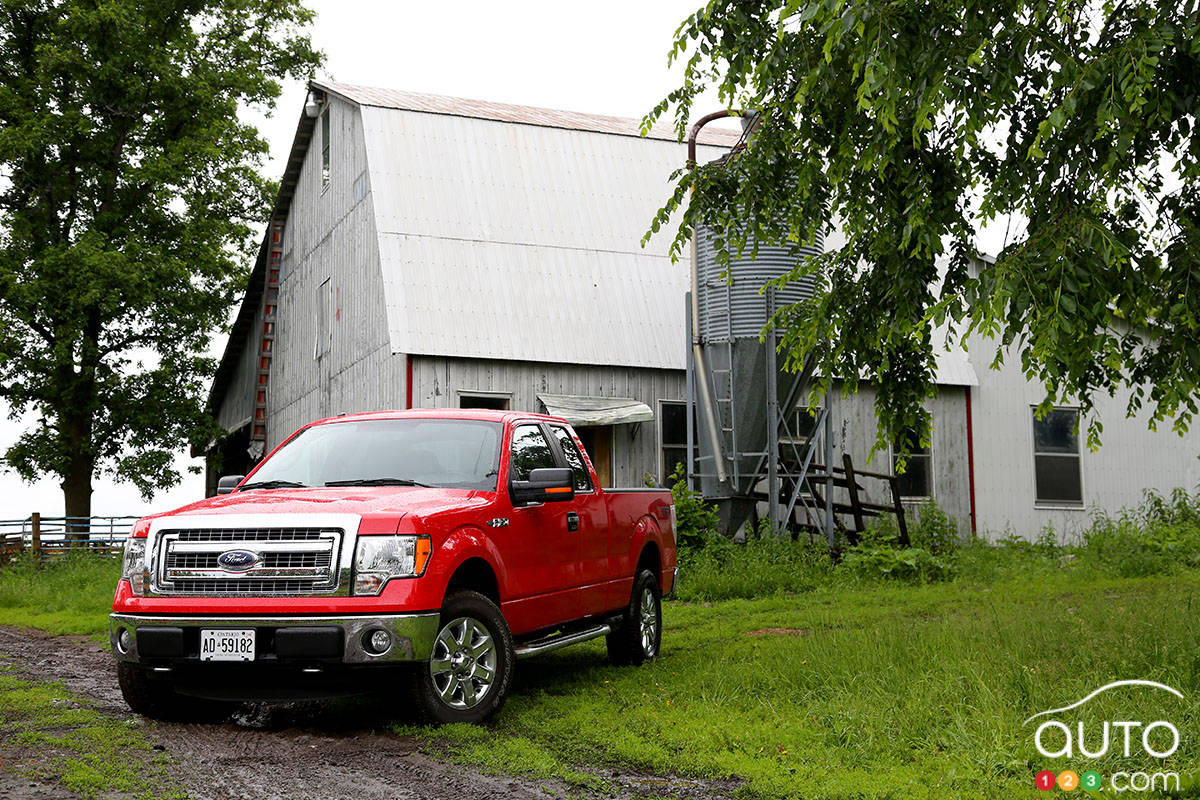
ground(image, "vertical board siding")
xmin=259 ymin=97 xmax=407 ymax=448
xmin=826 ymin=385 xmax=973 ymax=535
xmin=215 ymin=302 xmax=264 ymax=433
xmin=411 ymin=355 xmax=685 ymax=487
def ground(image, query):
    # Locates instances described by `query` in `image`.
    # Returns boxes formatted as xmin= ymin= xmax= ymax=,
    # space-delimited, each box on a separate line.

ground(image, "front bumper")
xmin=109 ymin=612 xmax=441 ymax=666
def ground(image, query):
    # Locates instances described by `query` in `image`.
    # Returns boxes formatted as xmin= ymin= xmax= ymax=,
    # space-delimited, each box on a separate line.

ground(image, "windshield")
xmin=243 ymin=419 xmax=503 ymax=491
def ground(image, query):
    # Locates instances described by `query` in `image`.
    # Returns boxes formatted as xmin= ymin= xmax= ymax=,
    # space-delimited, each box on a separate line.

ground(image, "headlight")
xmin=122 ymin=537 xmax=147 ymax=595
xmin=353 ymin=535 xmax=431 ymax=596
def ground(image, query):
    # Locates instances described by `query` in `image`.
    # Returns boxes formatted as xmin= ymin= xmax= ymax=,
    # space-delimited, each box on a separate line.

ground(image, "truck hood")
xmin=140 ymin=486 xmax=495 ymax=523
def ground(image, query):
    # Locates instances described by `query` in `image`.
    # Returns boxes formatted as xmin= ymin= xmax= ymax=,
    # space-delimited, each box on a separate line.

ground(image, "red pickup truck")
xmin=110 ymin=409 xmax=676 ymax=723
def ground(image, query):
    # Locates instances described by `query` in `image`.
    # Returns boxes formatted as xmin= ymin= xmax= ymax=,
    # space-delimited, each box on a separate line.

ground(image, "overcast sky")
xmin=0 ymin=0 xmax=734 ymax=520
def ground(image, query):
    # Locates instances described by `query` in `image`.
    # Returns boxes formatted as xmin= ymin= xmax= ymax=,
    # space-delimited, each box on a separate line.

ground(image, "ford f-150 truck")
xmin=110 ymin=409 xmax=676 ymax=723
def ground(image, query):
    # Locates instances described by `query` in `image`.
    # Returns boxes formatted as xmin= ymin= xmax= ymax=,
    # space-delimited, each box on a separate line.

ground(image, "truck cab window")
xmin=550 ymin=426 xmax=593 ymax=492
xmin=509 ymin=425 xmax=557 ymax=482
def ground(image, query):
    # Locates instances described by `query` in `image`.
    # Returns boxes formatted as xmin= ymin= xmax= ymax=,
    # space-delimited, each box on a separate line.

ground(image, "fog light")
xmin=364 ymin=629 xmax=392 ymax=655
xmin=117 ymin=628 xmax=131 ymax=654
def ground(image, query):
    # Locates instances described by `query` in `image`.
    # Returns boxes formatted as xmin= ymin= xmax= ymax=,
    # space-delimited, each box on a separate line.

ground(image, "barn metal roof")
xmin=315 ymin=80 xmax=743 ymax=146
xmin=359 ymin=101 xmax=728 ymax=370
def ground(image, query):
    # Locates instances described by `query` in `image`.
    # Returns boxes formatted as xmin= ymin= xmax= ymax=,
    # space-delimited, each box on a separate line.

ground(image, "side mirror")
xmin=510 ymin=468 xmax=574 ymax=505
xmin=216 ymin=475 xmax=245 ymax=495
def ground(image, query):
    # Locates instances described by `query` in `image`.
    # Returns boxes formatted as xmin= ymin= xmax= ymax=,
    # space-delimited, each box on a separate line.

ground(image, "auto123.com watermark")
xmin=1025 ymin=680 xmax=1185 ymax=793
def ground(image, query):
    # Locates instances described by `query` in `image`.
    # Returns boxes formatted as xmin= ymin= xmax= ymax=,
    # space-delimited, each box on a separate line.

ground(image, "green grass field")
xmin=404 ymin=572 xmax=1200 ymax=799
xmin=0 ymin=553 xmax=119 ymax=637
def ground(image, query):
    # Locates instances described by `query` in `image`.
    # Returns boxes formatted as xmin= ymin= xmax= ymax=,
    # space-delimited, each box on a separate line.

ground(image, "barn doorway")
xmin=576 ymin=425 xmax=613 ymax=488
xmin=204 ymin=422 xmax=256 ymax=497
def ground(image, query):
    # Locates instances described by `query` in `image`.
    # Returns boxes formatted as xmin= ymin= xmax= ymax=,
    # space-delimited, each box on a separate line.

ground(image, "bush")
xmin=843 ymin=507 xmax=958 ymax=583
xmin=841 ymin=543 xmax=957 ymax=583
xmin=665 ymin=464 xmax=721 ymax=551
xmin=906 ymin=500 xmax=960 ymax=555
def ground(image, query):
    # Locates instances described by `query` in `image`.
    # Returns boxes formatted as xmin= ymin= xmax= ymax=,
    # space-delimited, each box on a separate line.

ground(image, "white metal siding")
xmin=966 ymin=332 xmax=1200 ymax=539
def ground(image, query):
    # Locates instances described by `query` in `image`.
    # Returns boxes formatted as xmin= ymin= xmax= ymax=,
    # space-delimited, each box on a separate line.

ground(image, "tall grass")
xmin=674 ymin=489 xmax=1200 ymax=602
xmin=0 ymin=553 xmax=120 ymax=636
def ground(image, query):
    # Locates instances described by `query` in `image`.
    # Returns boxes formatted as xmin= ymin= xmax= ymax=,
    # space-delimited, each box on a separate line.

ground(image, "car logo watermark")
xmin=1025 ymin=680 xmax=1185 ymax=793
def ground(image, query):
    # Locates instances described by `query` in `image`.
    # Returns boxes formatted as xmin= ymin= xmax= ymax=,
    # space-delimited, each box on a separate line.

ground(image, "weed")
xmin=0 ymin=671 xmax=185 ymax=799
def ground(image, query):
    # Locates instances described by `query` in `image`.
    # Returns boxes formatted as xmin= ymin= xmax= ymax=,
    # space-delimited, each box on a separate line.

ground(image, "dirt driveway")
xmin=0 ymin=626 xmax=565 ymax=800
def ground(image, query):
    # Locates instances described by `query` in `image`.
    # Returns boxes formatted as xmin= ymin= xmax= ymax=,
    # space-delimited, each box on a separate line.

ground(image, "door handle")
xmin=566 ymin=511 xmax=579 ymax=532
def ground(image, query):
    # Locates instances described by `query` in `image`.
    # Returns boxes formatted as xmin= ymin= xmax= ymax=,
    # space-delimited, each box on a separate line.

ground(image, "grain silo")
xmin=684 ymin=112 xmax=832 ymax=540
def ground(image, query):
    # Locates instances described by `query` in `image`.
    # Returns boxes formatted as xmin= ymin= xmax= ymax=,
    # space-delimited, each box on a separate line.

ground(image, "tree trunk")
xmin=59 ymin=312 xmax=101 ymax=542
xmin=62 ymin=450 xmax=93 ymax=541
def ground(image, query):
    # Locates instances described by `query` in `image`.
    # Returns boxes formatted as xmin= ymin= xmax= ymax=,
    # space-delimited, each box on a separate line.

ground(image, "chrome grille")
xmin=153 ymin=527 xmax=342 ymax=596
xmin=173 ymin=528 xmax=326 ymax=542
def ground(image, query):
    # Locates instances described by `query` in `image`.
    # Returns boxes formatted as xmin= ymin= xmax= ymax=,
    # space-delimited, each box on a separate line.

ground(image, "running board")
xmin=514 ymin=623 xmax=612 ymax=659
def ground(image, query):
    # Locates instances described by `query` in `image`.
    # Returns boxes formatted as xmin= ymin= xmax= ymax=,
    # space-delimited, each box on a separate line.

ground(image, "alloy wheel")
xmin=429 ymin=616 xmax=497 ymax=709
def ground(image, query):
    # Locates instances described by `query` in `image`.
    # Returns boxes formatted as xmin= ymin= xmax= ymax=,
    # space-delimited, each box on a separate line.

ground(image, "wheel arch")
xmin=444 ymin=556 xmax=501 ymax=606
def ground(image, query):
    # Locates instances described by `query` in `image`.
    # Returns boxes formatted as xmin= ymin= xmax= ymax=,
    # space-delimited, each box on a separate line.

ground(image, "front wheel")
xmin=116 ymin=662 xmax=235 ymax=722
xmin=411 ymin=590 xmax=514 ymax=724
xmin=606 ymin=568 xmax=661 ymax=665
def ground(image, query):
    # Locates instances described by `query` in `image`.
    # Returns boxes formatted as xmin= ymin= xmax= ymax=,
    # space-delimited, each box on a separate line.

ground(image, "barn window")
xmin=659 ymin=400 xmax=687 ymax=484
xmin=892 ymin=427 xmax=932 ymax=499
xmin=321 ymin=106 xmax=331 ymax=191
xmin=459 ymin=392 xmax=510 ymax=410
xmin=314 ymin=278 xmax=331 ymax=359
xmin=1033 ymin=407 xmax=1083 ymax=505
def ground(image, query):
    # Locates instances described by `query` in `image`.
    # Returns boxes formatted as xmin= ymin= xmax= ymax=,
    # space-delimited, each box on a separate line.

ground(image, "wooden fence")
xmin=0 ymin=514 xmax=137 ymax=565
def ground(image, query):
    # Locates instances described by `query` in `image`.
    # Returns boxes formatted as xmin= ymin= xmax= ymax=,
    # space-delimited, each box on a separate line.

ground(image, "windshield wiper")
xmin=324 ymin=478 xmax=432 ymax=488
xmin=238 ymin=480 xmax=307 ymax=491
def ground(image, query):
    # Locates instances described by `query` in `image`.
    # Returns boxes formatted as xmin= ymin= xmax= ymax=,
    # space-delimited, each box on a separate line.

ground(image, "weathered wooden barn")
xmin=205 ymin=80 xmax=1200 ymax=539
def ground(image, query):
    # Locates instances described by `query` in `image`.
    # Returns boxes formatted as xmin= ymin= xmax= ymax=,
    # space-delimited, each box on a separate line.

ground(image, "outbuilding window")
xmin=659 ymin=400 xmax=687 ymax=484
xmin=458 ymin=392 xmax=510 ymax=410
xmin=1033 ymin=408 xmax=1083 ymax=505
xmin=892 ymin=427 xmax=932 ymax=499
xmin=314 ymin=278 xmax=331 ymax=359
xmin=321 ymin=106 xmax=331 ymax=191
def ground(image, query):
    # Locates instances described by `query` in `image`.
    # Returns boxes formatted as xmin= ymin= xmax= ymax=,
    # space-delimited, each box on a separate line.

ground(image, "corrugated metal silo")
xmin=682 ymin=117 xmax=830 ymax=538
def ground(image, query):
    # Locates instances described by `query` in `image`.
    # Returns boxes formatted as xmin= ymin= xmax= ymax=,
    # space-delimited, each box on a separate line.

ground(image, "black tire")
xmin=411 ymin=590 xmax=514 ymax=724
xmin=117 ymin=662 xmax=177 ymax=719
xmin=606 ymin=568 xmax=662 ymax=666
xmin=117 ymin=662 xmax=236 ymax=722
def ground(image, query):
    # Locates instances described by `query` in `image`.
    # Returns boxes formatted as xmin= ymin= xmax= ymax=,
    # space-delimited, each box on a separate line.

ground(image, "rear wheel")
xmin=606 ymin=568 xmax=661 ymax=666
xmin=411 ymin=590 xmax=514 ymax=724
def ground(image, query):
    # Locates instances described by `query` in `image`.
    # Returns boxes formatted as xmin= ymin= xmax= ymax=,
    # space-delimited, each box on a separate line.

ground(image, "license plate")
xmin=199 ymin=629 xmax=255 ymax=662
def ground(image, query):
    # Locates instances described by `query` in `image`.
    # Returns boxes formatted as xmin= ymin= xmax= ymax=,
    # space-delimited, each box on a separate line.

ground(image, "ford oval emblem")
xmin=216 ymin=549 xmax=261 ymax=572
